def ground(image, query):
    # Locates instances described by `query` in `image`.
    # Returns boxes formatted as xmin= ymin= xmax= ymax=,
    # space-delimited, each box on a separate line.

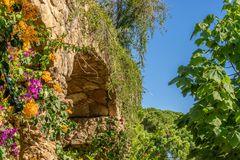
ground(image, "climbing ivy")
xmin=98 ymin=0 xmax=166 ymax=65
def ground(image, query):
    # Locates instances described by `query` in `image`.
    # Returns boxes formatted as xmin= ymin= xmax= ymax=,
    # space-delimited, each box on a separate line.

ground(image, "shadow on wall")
xmin=66 ymin=53 xmax=119 ymax=119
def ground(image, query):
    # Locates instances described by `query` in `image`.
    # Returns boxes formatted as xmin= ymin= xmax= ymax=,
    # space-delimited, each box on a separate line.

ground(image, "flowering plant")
xmin=0 ymin=0 xmax=75 ymax=159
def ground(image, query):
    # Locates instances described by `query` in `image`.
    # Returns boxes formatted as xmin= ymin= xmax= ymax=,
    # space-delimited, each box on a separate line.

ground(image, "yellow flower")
xmin=53 ymin=83 xmax=62 ymax=93
xmin=23 ymin=41 xmax=30 ymax=52
xmin=48 ymin=53 xmax=56 ymax=61
xmin=60 ymin=124 xmax=68 ymax=133
xmin=22 ymin=99 xmax=38 ymax=118
xmin=0 ymin=116 xmax=3 ymax=126
xmin=42 ymin=71 xmax=52 ymax=82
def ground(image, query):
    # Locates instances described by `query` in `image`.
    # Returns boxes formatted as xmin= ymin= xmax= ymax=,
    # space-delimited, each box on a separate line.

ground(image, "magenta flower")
xmin=0 ymin=106 xmax=4 ymax=111
xmin=10 ymin=142 xmax=19 ymax=157
xmin=27 ymin=79 xmax=42 ymax=100
xmin=0 ymin=128 xmax=18 ymax=145
xmin=0 ymin=128 xmax=19 ymax=157
xmin=23 ymin=49 xmax=34 ymax=57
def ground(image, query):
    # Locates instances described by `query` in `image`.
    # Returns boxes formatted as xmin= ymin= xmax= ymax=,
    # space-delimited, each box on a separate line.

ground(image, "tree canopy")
xmin=130 ymin=108 xmax=194 ymax=160
xmin=170 ymin=0 xmax=240 ymax=159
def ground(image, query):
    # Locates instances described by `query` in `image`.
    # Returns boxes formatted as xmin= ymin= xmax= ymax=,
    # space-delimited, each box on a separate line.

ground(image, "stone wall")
xmin=20 ymin=0 xmax=123 ymax=159
xmin=66 ymin=53 xmax=119 ymax=118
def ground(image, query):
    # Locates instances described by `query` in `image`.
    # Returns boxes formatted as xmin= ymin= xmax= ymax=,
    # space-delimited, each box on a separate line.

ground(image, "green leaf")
xmin=236 ymin=115 xmax=240 ymax=124
xmin=213 ymin=91 xmax=222 ymax=101
xmin=19 ymin=67 xmax=24 ymax=75
xmin=207 ymin=115 xmax=222 ymax=127
xmin=195 ymin=38 xmax=205 ymax=46
xmin=229 ymin=132 xmax=240 ymax=148
xmin=203 ymin=67 xmax=223 ymax=83
xmin=213 ymin=127 xmax=221 ymax=136
xmin=168 ymin=77 xmax=179 ymax=86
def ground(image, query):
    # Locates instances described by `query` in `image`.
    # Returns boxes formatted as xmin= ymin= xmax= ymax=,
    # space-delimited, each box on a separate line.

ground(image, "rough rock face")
xmin=20 ymin=0 xmax=122 ymax=159
xmin=66 ymin=53 xmax=118 ymax=118
xmin=20 ymin=127 xmax=58 ymax=160
xmin=67 ymin=117 xmax=122 ymax=148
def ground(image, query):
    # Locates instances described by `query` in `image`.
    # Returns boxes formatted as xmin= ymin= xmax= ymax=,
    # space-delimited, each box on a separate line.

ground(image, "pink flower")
xmin=26 ymin=79 xmax=42 ymax=100
xmin=0 ymin=106 xmax=4 ymax=111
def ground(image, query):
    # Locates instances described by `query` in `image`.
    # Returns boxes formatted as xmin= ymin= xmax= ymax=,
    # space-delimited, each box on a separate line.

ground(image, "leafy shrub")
xmin=0 ymin=0 xmax=75 ymax=159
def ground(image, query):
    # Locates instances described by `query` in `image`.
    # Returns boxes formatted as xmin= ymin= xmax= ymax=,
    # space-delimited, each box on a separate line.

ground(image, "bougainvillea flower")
xmin=0 ymin=106 xmax=4 ymax=111
xmin=22 ymin=99 xmax=39 ymax=118
xmin=42 ymin=71 xmax=52 ymax=82
xmin=10 ymin=142 xmax=19 ymax=157
xmin=23 ymin=48 xmax=34 ymax=57
xmin=27 ymin=79 xmax=42 ymax=99
xmin=0 ymin=128 xmax=18 ymax=145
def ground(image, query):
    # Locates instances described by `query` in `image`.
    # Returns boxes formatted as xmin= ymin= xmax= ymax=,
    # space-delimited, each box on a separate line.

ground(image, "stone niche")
xmin=66 ymin=53 xmax=118 ymax=119
xmin=65 ymin=53 xmax=122 ymax=148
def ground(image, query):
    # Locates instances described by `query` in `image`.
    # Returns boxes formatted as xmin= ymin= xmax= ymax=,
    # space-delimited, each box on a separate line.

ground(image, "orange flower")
xmin=48 ymin=53 xmax=56 ymax=61
xmin=3 ymin=0 xmax=14 ymax=11
xmin=18 ymin=20 xmax=28 ymax=30
xmin=22 ymin=99 xmax=38 ymax=118
xmin=21 ymin=25 xmax=38 ymax=44
xmin=42 ymin=71 xmax=52 ymax=82
xmin=65 ymin=108 xmax=73 ymax=115
xmin=60 ymin=124 xmax=68 ymax=133
xmin=7 ymin=106 xmax=13 ymax=113
xmin=3 ymin=95 xmax=10 ymax=101
xmin=22 ymin=2 xmax=39 ymax=20
xmin=53 ymin=83 xmax=62 ymax=93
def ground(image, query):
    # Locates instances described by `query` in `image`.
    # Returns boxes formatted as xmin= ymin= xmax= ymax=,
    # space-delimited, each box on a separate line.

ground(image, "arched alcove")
xmin=66 ymin=53 xmax=118 ymax=119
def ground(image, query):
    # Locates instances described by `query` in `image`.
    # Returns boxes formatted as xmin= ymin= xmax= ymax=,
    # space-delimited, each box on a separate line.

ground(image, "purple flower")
xmin=0 ymin=106 xmax=4 ymax=111
xmin=23 ymin=49 xmax=34 ymax=57
xmin=10 ymin=142 xmax=19 ymax=157
xmin=0 ymin=128 xmax=18 ymax=145
xmin=26 ymin=79 xmax=42 ymax=100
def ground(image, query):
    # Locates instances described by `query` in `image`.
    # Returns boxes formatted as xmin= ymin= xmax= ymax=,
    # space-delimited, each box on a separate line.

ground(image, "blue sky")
xmin=142 ymin=0 xmax=224 ymax=113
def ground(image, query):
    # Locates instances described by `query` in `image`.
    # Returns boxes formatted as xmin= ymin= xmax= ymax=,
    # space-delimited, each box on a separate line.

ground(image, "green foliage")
xmin=170 ymin=0 xmax=240 ymax=159
xmin=98 ymin=0 xmax=166 ymax=64
xmin=0 ymin=1 xmax=77 ymax=158
xmin=38 ymin=86 xmax=76 ymax=140
xmin=129 ymin=108 xmax=193 ymax=160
